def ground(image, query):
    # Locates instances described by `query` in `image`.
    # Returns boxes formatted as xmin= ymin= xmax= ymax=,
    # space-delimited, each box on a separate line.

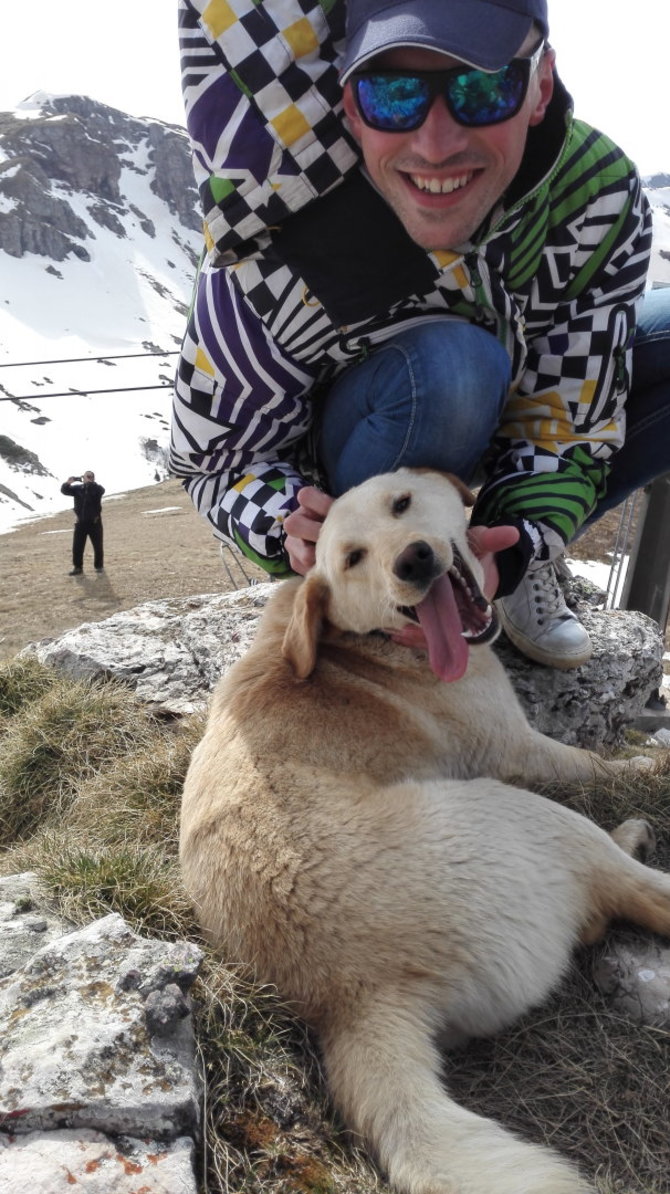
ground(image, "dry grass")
xmin=1 ymin=656 xmax=669 ymax=1194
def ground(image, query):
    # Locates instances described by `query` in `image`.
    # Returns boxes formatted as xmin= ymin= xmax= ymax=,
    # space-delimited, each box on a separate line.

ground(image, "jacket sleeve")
xmin=472 ymin=166 xmax=652 ymax=577
xmin=179 ymin=0 xmax=358 ymax=258
xmin=169 ymin=265 xmax=317 ymax=575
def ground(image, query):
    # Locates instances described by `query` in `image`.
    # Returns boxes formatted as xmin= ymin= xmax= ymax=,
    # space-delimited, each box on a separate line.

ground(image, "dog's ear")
xmin=412 ymin=467 xmax=475 ymax=506
xmin=282 ymin=573 xmax=330 ymax=679
xmin=442 ymin=472 xmax=476 ymax=507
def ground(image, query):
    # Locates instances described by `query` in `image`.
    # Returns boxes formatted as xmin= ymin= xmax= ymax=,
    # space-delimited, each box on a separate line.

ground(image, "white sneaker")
xmin=496 ymin=560 xmax=593 ymax=669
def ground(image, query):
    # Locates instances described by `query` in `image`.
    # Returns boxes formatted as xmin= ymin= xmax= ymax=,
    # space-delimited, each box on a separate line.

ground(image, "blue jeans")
xmin=319 ymin=321 xmax=511 ymax=493
xmin=318 ymin=289 xmax=670 ymax=535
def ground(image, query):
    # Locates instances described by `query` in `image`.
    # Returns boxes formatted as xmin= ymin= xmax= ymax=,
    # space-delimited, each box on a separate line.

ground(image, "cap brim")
xmin=340 ymin=0 xmax=534 ymax=81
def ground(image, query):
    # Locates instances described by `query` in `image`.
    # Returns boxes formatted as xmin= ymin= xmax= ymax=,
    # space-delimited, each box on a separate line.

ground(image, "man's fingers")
xmin=285 ymin=535 xmax=316 ymax=576
xmin=284 ymin=508 xmax=325 ymax=543
xmin=296 ymin=486 xmax=333 ymax=521
xmin=467 ymin=524 xmax=520 ymax=558
xmin=283 ymin=488 xmax=334 ymax=573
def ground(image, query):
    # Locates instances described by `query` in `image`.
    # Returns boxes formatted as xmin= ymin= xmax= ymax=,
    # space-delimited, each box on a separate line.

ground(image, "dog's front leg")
xmin=504 ymin=729 xmax=641 ymax=786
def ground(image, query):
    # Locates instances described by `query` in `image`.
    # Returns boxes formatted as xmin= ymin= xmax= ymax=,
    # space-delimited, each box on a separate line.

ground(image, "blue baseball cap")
xmin=340 ymin=0 xmax=549 ymax=81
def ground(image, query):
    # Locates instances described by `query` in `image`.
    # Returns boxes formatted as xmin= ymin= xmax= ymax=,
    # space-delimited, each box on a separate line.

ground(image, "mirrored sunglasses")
xmin=351 ymin=43 xmax=545 ymax=132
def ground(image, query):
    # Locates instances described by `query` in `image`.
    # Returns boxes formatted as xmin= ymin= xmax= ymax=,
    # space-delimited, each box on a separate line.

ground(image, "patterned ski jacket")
xmin=171 ymin=0 xmax=652 ymax=589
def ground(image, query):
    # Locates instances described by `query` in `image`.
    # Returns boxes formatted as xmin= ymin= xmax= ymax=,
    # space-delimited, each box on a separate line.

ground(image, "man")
xmin=171 ymin=0 xmax=670 ymax=668
xmin=60 ymin=470 xmax=105 ymax=575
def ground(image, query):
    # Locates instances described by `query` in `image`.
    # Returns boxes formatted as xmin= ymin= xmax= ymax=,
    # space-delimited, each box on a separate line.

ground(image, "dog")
xmin=180 ymin=468 xmax=670 ymax=1194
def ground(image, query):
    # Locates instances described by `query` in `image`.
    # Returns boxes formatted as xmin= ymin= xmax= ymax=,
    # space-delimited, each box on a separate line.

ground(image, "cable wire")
xmin=1 ymin=384 xmax=173 ymax=402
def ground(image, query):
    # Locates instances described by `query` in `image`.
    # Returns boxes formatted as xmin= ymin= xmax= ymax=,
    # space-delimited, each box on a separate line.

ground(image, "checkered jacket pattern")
xmin=171 ymin=0 xmax=653 ymax=578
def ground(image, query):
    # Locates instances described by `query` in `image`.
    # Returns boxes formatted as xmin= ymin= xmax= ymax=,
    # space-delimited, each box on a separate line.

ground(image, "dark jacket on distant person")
xmin=60 ymin=480 xmax=105 ymax=523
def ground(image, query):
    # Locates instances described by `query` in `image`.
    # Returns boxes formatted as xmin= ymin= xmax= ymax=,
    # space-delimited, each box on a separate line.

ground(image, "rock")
xmin=0 ymin=1130 xmax=196 ymax=1194
xmin=0 ymin=873 xmax=74 ymax=980
xmin=0 ymin=912 xmax=203 ymax=1139
xmin=23 ymin=585 xmax=272 ymax=715
xmin=593 ymin=939 xmax=670 ymax=1025
xmin=495 ymin=604 xmax=663 ymax=748
xmin=0 ymin=877 xmax=201 ymax=1193
xmin=0 ymin=96 xmax=199 ymax=263
xmin=23 ymin=580 xmax=663 ymax=749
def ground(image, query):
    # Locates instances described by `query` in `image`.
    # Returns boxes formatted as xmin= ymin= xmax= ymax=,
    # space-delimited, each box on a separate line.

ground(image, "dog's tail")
xmin=321 ymin=996 xmax=592 ymax=1194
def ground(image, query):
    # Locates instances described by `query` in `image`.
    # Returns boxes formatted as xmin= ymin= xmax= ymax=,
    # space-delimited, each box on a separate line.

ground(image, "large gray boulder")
xmin=23 ymin=581 xmax=663 ymax=749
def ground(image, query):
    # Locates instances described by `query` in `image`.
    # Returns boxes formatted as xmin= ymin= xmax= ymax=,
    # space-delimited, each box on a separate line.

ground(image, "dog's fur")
xmin=180 ymin=469 xmax=670 ymax=1194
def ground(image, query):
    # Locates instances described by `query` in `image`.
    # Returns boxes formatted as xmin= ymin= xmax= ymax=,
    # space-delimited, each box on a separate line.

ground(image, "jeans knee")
xmin=636 ymin=287 xmax=670 ymax=341
xmin=320 ymin=319 xmax=511 ymax=491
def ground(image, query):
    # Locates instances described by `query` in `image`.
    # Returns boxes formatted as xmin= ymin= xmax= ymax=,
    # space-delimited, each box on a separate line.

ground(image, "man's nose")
xmin=410 ymin=95 xmax=470 ymax=159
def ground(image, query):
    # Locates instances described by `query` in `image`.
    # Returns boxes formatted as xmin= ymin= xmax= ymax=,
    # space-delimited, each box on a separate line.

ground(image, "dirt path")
xmin=0 ymin=479 xmax=266 ymax=662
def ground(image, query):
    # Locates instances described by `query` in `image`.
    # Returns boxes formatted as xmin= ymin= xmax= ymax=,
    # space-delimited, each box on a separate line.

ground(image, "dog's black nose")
xmin=393 ymin=540 xmax=437 ymax=584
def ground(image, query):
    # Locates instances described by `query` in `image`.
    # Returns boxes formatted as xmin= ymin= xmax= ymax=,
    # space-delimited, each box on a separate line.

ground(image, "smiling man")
xmin=171 ymin=0 xmax=670 ymax=670
xmin=342 ymin=35 xmax=551 ymax=250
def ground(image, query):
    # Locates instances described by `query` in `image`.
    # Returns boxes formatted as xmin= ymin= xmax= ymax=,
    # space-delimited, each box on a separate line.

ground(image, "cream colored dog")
xmin=180 ymin=468 xmax=670 ymax=1194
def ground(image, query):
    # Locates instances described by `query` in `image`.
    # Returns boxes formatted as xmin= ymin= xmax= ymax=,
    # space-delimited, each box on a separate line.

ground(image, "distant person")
xmin=60 ymin=471 xmax=105 ymax=576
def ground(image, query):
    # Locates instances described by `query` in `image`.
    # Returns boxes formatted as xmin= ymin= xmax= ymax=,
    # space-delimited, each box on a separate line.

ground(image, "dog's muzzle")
xmin=396 ymin=543 xmax=497 ymax=646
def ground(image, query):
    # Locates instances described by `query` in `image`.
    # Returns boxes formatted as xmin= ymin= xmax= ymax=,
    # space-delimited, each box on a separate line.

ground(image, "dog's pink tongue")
xmin=415 ymin=574 xmax=469 ymax=682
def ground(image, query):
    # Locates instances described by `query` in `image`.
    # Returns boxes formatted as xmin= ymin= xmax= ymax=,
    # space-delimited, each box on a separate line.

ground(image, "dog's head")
xmin=282 ymin=469 xmax=498 ymax=683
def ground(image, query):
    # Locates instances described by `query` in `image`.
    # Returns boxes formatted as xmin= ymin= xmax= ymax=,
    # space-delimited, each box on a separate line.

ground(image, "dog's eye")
xmin=392 ymin=494 xmax=411 ymax=516
xmin=344 ymin=548 xmax=366 ymax=570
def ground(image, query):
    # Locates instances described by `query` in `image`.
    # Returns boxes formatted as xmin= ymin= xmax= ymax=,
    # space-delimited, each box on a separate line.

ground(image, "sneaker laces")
xmin=527 ymin=562 xmax=572 ymax=624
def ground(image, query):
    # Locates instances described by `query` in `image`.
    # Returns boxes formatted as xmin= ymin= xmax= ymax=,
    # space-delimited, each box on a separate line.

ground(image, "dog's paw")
xmin=626 ymin=754 xmax=656 ymax=771
xmin=611 ymin=817 xmax=657 ymax=861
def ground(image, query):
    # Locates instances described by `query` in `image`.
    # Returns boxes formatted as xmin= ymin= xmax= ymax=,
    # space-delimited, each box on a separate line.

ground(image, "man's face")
xmin=343 ymin=43 xmax=555 ymax=250
xmin=83 ymin=472 xmax=94 ymax=482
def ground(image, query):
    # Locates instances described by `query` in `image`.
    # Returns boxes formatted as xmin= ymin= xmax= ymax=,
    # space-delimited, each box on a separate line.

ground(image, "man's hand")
xmin=283 ymin=487 xmax=333 ymax=575
xmin=466 ymin=523 xmax=520 ymax=601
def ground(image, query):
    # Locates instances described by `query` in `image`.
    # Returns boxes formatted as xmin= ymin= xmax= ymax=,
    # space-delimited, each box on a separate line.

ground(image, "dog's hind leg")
xmin=581 ymin=833 xmax=670 ymax=946
xmin=320 ymin=994 xmax=593 ymax=1194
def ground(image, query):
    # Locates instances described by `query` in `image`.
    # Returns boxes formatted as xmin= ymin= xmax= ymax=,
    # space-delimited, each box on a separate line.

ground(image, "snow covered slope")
xmin=0 ymin=93 xmax=200 ymax=532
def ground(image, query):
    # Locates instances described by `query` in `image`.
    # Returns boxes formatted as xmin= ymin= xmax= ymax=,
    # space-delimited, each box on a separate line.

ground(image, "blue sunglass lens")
xmin=450 ymin=64 xmax=525 ymax=125
xmin=355 ymin=75 xmax=431 ymax=131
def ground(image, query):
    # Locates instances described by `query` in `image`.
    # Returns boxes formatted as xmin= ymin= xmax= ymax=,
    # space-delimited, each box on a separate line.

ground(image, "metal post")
xmin=620 ymin=472 xmax=670 ymax=632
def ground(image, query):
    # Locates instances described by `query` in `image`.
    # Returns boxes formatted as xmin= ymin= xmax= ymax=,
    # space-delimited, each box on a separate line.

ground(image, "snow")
xmin=646 ymin=186 xmax=670 ymax=285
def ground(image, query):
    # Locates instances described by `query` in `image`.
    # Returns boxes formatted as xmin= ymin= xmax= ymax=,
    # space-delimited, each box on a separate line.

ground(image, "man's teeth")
xmin=410 ymin=173 xmax=472 ymax=194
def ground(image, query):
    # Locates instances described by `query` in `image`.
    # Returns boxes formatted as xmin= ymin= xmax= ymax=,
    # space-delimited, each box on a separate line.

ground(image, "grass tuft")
xmin=0 ymin=655 xmax=59 ymax=719
xmin=0 ymin=675 xmax=158 ymax=840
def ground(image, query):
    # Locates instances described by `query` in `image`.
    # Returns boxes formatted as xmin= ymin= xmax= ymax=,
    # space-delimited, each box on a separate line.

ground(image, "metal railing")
xmin=619 ymin=473 xmax=670 ymax=632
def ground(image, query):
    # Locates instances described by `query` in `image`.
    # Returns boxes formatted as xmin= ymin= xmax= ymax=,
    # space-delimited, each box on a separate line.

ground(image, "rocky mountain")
xmin=0 ymin=93 xmax=202 ymax=532
xmin=0 ymin=92 xmax=199 ymax=261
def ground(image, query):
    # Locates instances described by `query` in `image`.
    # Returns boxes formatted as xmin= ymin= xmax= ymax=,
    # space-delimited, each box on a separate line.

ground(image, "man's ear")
xmin=282 ymin=573 xmax=330 ymax=679
xmin=342 ymin=81 xmax=363 ymax=142
xmin=528 ymin=48 xmax=555 ymax=126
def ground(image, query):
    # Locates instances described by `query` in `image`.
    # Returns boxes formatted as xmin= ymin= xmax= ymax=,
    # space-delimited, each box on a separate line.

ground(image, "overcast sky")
xmin=0 ymin=1 xmax=666 ymax=176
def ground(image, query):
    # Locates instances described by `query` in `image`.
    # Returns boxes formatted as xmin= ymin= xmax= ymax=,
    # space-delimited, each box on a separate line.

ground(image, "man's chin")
xmin=392 ymin=201 xmax=480 ymax=252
